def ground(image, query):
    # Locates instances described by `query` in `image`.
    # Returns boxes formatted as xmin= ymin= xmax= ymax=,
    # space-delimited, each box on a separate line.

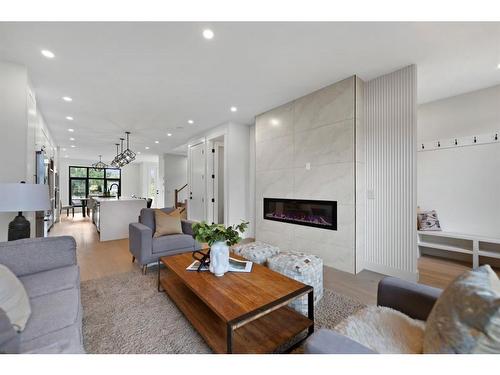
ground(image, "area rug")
xmin=81 ymin=267 xmax=365 ymax=354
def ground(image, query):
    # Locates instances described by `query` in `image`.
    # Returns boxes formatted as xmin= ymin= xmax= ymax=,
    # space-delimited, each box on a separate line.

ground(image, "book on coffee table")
xmin=186 ymin=257 xmax=253 ymax=273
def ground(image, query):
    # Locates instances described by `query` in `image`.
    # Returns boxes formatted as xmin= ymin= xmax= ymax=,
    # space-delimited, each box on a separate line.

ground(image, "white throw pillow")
xmin=0 ymin=264 xmax=31 ymax=332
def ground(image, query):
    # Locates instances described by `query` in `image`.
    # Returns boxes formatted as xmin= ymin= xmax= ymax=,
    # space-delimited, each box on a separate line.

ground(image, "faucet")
xmin=108 ymin=183 xmax=120 ymax=198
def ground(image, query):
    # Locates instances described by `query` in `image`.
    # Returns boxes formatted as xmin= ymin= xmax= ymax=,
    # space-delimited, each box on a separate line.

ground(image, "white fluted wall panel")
xmin=363 ymin=65 xmax=418 ymax=281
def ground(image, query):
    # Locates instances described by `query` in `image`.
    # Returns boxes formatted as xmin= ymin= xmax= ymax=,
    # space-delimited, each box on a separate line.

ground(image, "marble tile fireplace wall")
xmin=255 ymin=76 xmax=365 ymax=274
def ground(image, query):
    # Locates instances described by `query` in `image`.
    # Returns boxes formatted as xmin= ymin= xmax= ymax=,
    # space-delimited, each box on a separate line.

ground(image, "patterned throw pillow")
xmin=417 ymin=210 xmax=441 ymax=231
xmin=423 ymin=265 xmax=500 ymax=353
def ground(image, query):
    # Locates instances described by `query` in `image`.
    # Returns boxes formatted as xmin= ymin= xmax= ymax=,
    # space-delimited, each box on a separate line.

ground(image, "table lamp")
xmin=0 ymin=182 xmax=50 ymax=241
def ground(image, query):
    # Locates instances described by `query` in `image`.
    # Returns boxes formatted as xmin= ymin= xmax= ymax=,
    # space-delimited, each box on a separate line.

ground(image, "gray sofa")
xmin=0 ymin=236 xmax=84 ymax=354
xmin=129 ymin=207 xmax=202 ymax=272
xmin=304 ymin=276 xmax=442 ymax=354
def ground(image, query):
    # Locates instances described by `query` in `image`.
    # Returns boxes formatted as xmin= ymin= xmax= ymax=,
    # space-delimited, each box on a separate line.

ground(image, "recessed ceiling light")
xmin=137 ymin=151 xmax=141 ymax=155
xmin=167 ymin=133 xmax=172 ymax=137
xmin=62 ymin=96 xmax=72 ymax=102
xmin=188 ymin=120 xmax=194 ymax=124
xmin=155 ymin=140 xmax=159 ymax=144
xmin=62 ymin=148 xmax=67 ymax=151
xmin=41 ymin=49 xmax=55 ymax=59
xmin=202 ymin=29 xmax=214 ymax=40
xmin=497 ymin=63 xmax=500 ymax=69
xmin=68 ymin=128 xmax=74 ymax=132
xmin=230 ymin=106 xmax=238 ymax=112
xmin=270 ymin=118 xmax=280 ymax=126
xmin=64 ymin=155 xmax=69 ymax=158
xmin=145 ymin=146 xmax=150 ymax=150
xmin=69 ymin=137 xmax=75 ymax=141
xmin=70 ymin=145 xmax=76 ymax=148
xmin=66 ymin=116 xmax=73 ymax=121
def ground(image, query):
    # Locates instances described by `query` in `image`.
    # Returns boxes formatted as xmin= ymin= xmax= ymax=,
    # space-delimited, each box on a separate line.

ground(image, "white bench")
xmin=417 ymin=231 xmax=500 ymax=268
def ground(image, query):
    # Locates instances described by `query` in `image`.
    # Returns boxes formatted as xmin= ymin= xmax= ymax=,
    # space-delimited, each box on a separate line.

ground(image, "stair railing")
xmin=174 ymin=183 xmax=188 ymax=209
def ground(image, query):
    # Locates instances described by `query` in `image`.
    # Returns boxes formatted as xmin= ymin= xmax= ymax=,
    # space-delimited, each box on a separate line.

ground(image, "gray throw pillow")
xmin=0 ymin=264 xmax=31 ymax=332
xmin=423 ymin=265 xmax=500 ymax=353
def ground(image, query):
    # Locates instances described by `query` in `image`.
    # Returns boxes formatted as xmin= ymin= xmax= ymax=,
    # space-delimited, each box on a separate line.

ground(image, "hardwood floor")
xmin=50 ymin=213 xmax=134 ymax=281
xmin=50 ymin=213 xmax=498 ymax=304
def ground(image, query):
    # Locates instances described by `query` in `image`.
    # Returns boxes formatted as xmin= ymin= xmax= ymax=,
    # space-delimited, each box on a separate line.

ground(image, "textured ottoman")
xmin=267 ymin=251 xmax=323 ymax=316
xmin=231 ymin=241 xmax=280 ymax=265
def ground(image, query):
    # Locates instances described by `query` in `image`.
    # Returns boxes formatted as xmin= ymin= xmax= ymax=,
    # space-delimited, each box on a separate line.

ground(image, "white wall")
xmin=0 ymin=62 xmax=29 ymax=241
xmin=0 ymin=61 xmax=59 ymax=240
xmin=363 ymin=65 xmax=418 ymax=281
xmin=120 ymin=163 xmax=141 ymax=198
xmin=417 ymin=84 xmax=500 ymax=238
xmin=163 ymin=153 xmax=188 ymax=208
xmin=247 ymin=124 xmax=256 ymax=238
xmin=139 ymin=161 xmax=160 ymax=207
xmin=226 ymin=122 xmax=250 ymax=229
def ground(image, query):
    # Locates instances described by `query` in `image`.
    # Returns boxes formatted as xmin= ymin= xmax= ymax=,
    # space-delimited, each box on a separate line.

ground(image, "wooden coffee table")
xmin=157 ymin=252 xmax=314 ymax=354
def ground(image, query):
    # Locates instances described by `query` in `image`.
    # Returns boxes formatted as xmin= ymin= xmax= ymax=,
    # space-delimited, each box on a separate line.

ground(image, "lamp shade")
xmin=0 ymin=183 xmax=50 ymax=212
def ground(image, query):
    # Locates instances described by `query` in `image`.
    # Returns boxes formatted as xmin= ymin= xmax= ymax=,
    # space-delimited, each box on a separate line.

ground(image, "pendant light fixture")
xmin=115 ymin=137 xmax=126 ymax=167
xmin=120 ymin=131 xmax=136 ymax=166
xmin=92 ymin=155 xmax=108 ymax=169
xmin=110 ymin=132 xmax=136 ymax=168
xmin=111 ymin=142 xmax=121 ymax=167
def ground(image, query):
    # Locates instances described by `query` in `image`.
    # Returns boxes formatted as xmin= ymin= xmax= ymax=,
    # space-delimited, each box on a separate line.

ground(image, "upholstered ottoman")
xmin=267 ymin=251 xmax=323 ymax=316
xmin=231 ymin=241 xmax=280 ymax=265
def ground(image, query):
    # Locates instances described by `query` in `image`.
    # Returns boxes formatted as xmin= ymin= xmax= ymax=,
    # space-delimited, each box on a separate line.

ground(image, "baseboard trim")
xmin=360 ymin=261 xmax=418 ymax=282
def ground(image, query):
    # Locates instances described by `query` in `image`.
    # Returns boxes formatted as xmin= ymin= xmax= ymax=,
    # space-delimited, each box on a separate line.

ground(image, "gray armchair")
xmin=304 ymin=277 xmax=442 ymax=354
xmin=129 ymin=207 xmax=202 ymax=273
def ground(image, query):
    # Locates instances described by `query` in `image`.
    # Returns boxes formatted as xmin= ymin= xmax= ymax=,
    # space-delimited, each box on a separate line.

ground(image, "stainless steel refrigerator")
xmin=35 ymin=150 xmax=55 ymax=237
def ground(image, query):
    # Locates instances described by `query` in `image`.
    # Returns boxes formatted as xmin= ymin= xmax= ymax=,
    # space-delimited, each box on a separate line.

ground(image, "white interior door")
xmin=189 ymin=142 xmax=205 ymax=221
xmin=146 ymin=165 xmax=159 ymax=208
xmin=213 ymin=142 xmax=224 ymax=224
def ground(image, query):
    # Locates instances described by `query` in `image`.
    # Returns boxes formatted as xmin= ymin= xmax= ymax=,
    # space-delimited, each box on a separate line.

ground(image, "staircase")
xmin=174 ymin=184 xmax=188 ymax=218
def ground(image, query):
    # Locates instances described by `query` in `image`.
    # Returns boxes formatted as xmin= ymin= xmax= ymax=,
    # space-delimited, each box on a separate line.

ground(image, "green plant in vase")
xmin=192 ymin=221 xmax=249 ymax=276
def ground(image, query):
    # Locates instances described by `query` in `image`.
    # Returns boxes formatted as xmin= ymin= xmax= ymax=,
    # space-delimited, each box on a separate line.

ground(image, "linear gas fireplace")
xmin=263 ymin=198 xmax=337 ymax=230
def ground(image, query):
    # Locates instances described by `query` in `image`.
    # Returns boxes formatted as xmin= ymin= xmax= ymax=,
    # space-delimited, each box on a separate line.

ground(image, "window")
xmin=68 ymin=166 xmax=121 ymax=204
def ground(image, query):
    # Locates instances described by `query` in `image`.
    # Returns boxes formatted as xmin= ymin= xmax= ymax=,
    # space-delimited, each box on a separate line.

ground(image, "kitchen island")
xmin=91 ymin=197 xmax=147 ymax=241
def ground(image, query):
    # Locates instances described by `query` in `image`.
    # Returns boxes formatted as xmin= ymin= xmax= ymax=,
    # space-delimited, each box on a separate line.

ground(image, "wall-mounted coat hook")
xmin=437 ymin=141 xmax=441 ymax=147
xmin=474 ymin=136 xmax=477 ymax=143
xmin=454 ymin=139 xmax=458 ymax=145
xmin=495 ymin=134 xmax=498 ymax=141
xmin=421 ymin=144 xmax=425 ymax=149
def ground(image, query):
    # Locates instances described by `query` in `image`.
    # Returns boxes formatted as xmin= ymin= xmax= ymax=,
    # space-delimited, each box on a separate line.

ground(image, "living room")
xmin=1 ymin=1 xmax=500 ymax=373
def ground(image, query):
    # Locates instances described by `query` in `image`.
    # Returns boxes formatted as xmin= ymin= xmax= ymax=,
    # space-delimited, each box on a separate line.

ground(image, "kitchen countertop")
xmin=92 ymin=197 xmax=145 ymax=203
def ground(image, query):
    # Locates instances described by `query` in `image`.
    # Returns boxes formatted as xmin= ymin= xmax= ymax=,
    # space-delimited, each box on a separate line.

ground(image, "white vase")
xmin=209 ymin=241 xmax=229 ymax=277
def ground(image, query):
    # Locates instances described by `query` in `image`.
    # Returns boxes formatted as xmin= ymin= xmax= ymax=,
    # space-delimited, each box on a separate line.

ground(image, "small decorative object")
xmin=417 ymin=210 xmax=442 ymax=231
xmin=192 ymin=221 xmax=249 ymax=277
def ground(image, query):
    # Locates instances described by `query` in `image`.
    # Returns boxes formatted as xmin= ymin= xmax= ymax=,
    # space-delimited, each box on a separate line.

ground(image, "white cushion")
xmin=335 ymin=305 xmax=425 ymax=353
xmin=0 ymin=264 xmax=31 ymax=332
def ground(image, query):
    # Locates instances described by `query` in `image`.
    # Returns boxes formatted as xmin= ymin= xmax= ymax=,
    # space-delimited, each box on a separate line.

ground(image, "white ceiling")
xmin=0 ymin=22 xmax=499 ymax=160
